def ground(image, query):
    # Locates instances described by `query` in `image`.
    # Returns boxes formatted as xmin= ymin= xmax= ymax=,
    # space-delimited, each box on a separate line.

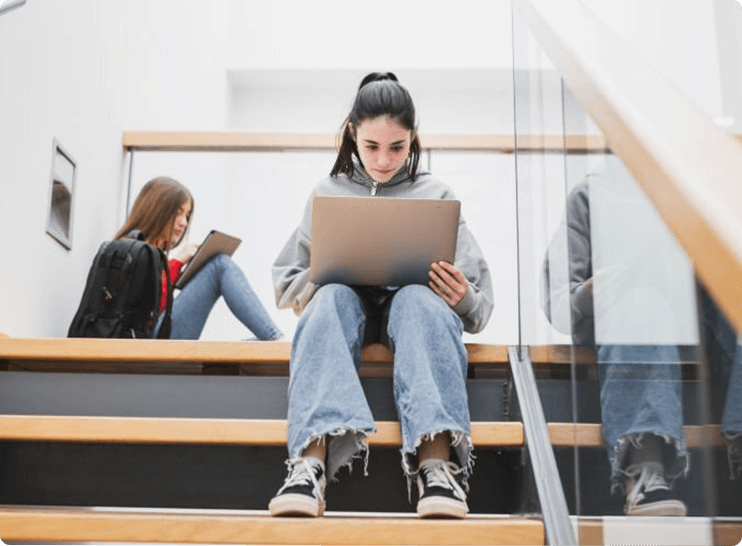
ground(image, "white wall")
xmin=0 ymin=0 xmax=729 ymax=341
xmin=0 ymin=0 xmax=232 ymax=335
xmin=580 ymin=0 xmax=725 ymax=119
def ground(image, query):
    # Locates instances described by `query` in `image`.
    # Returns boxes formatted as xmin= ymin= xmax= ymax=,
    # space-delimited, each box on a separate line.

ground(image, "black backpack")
xmin=68 ymin=230 xmax=173 ymax=339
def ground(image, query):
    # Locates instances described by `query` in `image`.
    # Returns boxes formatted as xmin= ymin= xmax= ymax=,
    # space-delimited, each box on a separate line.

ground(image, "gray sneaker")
xmin=269 ymin=457 xmax=326 ymax=517
xmin=416 ymin=458 xmax=469 ymax=519
xmin=624 ymin=462 xmax=687 ymax=517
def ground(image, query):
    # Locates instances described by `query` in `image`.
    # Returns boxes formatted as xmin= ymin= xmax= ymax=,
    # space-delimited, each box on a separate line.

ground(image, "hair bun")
xmin=358 ymin=71 xmax=399 ymax=89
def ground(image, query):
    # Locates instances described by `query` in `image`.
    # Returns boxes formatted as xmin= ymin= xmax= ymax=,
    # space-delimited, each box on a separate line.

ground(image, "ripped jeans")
xmin=286 ymin=283 xmax=472 ymax=483
xmin=598 ymin=344 xmax=689 ymax=491
xmin=599 ymin=287 xmax=742 ymax=491
xmin=157 ymin=254 xmax=283 ymax=341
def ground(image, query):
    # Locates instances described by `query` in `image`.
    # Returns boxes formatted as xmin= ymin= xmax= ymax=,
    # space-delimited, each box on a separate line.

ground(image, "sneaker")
xmin=268 ymin=457 xmax=326 ymax=517
xmin=416 ymin=458 xmax=469 ymax=518
xmin=624 ymin=462 xmax=687 ymax=517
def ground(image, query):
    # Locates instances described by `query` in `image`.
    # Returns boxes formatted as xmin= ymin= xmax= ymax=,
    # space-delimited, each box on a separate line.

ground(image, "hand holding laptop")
xmin=429 ymin=260 xmax=468 ymax=307
xmin=173 ymin=242 xmax=200 ymax=265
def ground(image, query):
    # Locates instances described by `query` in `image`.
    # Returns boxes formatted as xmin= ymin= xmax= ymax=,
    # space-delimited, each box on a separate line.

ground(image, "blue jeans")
xmin=158 ymin=254 xmax=282 ymax=341
xmin=600 ymin=286 xmax=742 ymax=489
xmin=699 ymin=287 xmax=742 ymax=478
xmin=286 ymin=283 xmax=472 ymax=482
xmin=598 ymin=344 xmax=688 ymax=490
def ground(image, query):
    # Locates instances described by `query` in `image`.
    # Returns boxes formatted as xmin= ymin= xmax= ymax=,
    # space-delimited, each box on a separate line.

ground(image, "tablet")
xmin=174 ymin=230 xmax=242 ymax=289
xmin=310 ymin=196 xmax=460 ymax=287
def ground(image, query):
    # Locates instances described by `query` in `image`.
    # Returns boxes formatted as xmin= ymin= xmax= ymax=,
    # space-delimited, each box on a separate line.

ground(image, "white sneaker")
xmin=416 ymin=458 xmax=469 ymax=519
xmin=624 ymin=462 xmax=687 ymax=517
xmin=268 ymin=457 xmax=326 ymax=517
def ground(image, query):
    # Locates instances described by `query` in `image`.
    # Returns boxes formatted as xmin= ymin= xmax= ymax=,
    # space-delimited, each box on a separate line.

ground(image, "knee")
xmin=301 ymin=284 xmax=360 ymax=321
xmin=313 ymin=284 xmax=357 ymax=306
xmin=391 ymin=285 xmax=446 ymax=319
xmin=389 ymin=285 xmax=462 ymax=331
xmin=297 ymin=284 xmax=364 ymax=339
xmin=209 ymin=253 xmax=233 ymax=270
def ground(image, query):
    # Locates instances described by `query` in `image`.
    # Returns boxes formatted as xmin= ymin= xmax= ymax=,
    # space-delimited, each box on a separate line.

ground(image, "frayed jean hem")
xmin=400 ymin=428 xmax=474 ymax=498
xmin=609 ymin=431 xmax=689 ymax=494
xmin=291 ymin=426 xmax=373 ymax=482
xmin=724 ymin=431 xmax=742 ymax=480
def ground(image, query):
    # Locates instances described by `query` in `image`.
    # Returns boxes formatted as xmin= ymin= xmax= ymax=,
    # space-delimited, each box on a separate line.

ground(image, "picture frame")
xmin=46 ymin=139 xmax=76 ymax=250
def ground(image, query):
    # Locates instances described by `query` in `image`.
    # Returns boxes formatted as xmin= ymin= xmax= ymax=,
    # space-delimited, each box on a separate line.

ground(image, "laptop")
xmin=174 ymin=230 xmax=242 ymax=289
xmin=310 ymin=196 xmax=460 ymax=287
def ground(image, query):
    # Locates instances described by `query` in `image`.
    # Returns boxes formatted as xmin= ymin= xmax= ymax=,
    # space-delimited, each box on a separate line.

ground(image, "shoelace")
xmin=278 ymin=458 xmax=323 ymax=498
xmin=625 ymin=463 xmax=668 ymax=509
xmin=419 ymin=460 xmax=468 ymax=502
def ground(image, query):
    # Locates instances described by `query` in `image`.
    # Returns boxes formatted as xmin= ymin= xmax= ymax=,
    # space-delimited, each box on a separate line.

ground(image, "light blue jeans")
xmin=286 ymin=283 xmax=472 ymax=482
xmin=158 ymin=254 xmax=282 ymax=341
xmin=699 ymin=286 xmax=742 ymax=479
xmin=600 ymin=286 xmax=742 ymax=490
xmin=598 ymin=344 xmax=688 ymax=491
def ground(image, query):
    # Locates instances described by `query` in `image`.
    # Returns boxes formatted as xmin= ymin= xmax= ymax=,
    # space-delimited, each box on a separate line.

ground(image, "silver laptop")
xmin=310 ymin=196 xmax=460 ymax=286
xmin=174 ymin=230 xmax=242 ymax=289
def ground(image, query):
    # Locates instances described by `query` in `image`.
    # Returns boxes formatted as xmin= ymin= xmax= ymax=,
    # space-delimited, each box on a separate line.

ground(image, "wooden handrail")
xmin=122 ymin=131 xmax=613 ymax=153
xmin=515 ymin=0 xmax=742 ymax=334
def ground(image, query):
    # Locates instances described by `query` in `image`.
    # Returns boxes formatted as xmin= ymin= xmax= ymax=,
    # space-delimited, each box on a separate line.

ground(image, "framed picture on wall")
xmin=46 ymin=139 xmax=76 ymax=250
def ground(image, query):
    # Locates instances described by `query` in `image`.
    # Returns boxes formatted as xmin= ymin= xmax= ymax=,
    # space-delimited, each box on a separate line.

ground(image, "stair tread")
xmin=0 ymin=505 xmax=545 ymax=545
xmin=0 ymin=415 xmax=524 ymax=446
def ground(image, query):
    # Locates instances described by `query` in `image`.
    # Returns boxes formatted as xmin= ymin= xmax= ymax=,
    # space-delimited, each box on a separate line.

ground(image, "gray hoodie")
xmin=272 ymin=163 xmax=494 ymax=334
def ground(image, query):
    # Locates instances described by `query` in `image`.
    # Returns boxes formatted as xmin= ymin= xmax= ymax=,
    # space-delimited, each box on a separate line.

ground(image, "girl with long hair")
xmin=119 ymin=176 xmax=282 ymax=341
xmin=269 ymin=72 xmax=494 ymax=518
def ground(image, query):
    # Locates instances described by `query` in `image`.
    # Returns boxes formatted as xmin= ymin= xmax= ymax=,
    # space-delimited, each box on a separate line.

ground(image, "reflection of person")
xmin=269 ymin=72 xmax=494 ymax=518
xmin=542 ymin=171 xmax=742 ymax=517
xmin=116 ymin=176 xmax=283 ymax=340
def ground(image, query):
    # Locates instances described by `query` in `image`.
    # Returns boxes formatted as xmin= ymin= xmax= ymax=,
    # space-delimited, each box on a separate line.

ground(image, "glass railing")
xmin=513 ymin=2 xmax=742 ymax=544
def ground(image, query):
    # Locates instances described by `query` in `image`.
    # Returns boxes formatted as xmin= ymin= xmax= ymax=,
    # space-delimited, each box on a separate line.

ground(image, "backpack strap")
xmin=126 ymin=229 xmax=146 ymax=241
xmin=125 ymin=229 xmax=173 ymax=339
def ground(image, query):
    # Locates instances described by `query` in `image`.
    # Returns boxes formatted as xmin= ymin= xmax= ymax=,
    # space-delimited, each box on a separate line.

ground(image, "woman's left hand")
xmin=175 ymin=243 xmax=200 ymax=264
xmin=429 ymin=261 xmax=468 ymax=307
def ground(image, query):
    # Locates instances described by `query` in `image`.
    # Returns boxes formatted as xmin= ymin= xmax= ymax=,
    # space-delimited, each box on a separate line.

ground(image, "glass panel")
xmin=511 ymin=8 xmax=568 ymax=535
xmin=428 ymin=150 xmax=518 ymax=345
xmin=513 ymin=5 xmax=739 ymax=543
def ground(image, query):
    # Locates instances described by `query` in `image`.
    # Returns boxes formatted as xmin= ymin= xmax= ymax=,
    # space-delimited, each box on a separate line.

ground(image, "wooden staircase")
xmin=0 ymin=337 xmax=543 ymax=545
xmin=1 ymin=337 xmax=739 ymax=544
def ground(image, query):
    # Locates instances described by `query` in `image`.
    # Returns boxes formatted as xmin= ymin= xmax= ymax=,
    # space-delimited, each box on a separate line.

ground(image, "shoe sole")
xmin=269 ymin=493 xmax=325 ymax=517
xmin=626 ymin=500 xmax=687 ymax=517
xmin=417 ymin=496 xmax=468 ymax=519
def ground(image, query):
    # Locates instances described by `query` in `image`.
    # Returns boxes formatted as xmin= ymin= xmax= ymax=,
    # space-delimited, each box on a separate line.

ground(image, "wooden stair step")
xmin=0 ymin=415 xmax=524 ymax=447
xmin=0 ymin=506 xmax=545 ymax=545
xmin=548 ymin=422 xmax=725 ymax=448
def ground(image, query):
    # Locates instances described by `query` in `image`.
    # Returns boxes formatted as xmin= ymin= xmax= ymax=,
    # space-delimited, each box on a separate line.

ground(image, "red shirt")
xmin=161 ymin=259 xmax=184 ymax=312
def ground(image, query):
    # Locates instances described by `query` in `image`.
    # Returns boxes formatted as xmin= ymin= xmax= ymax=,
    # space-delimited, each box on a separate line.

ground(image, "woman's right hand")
xmin=175 ymin=243 xmax=200 ymax=264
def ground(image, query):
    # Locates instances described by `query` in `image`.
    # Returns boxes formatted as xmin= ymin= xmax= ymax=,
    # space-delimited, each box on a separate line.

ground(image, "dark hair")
xmin=115 ymin=176 xmax=193 ymax=250
xmin=331 ymin=72 xmax=421 ymax=180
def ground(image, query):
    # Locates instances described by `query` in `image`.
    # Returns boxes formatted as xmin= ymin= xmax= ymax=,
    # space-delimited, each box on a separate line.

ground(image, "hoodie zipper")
xmin=370 ymin=181 xmax=379 ymax=196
